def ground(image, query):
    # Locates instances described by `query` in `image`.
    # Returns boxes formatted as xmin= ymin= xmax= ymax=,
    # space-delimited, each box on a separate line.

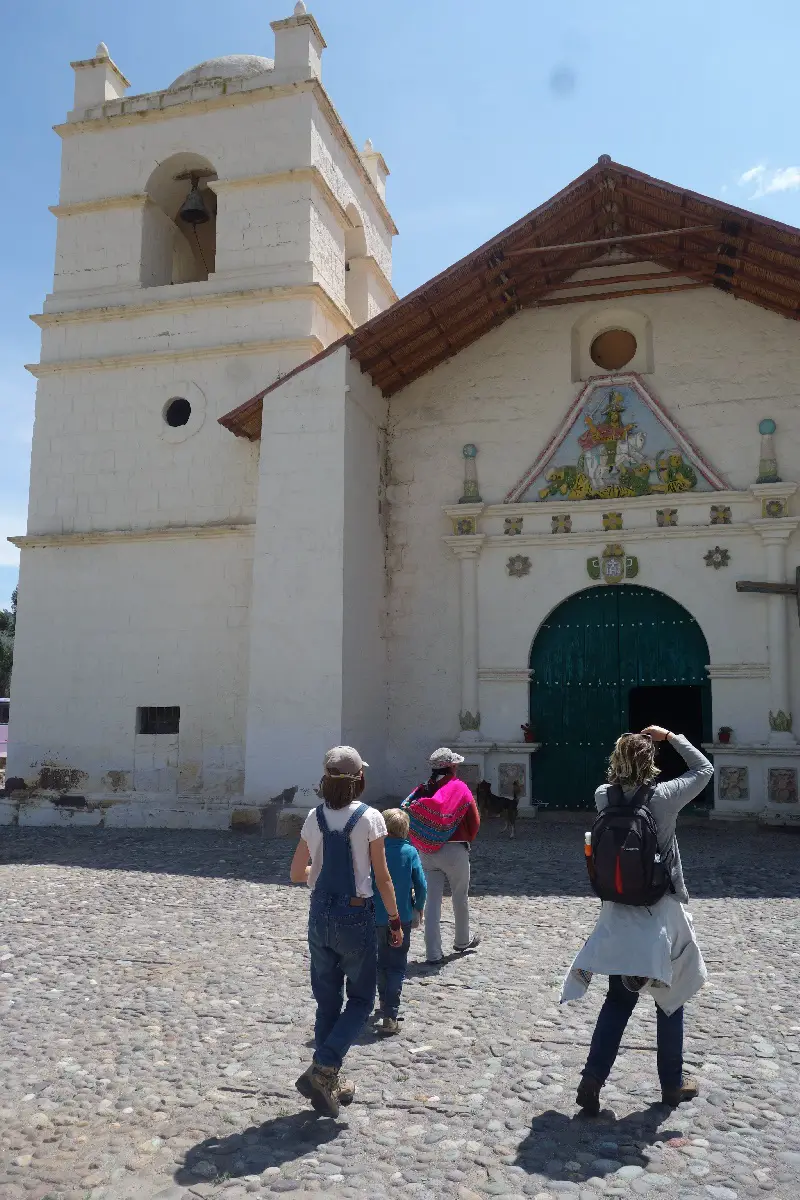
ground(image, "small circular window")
xmin=590 ymin=328 xmax=637 ymax=371
xmin=164 ymin=397 xmax=191 ymax=428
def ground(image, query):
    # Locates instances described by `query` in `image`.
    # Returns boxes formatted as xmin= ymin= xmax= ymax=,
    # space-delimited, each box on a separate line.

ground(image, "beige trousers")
xmin=419 ymin=841 xmax=472 ymax=961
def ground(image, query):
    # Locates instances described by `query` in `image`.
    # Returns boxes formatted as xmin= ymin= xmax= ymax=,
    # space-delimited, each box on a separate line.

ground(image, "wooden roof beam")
xmin=505 ymin=225 xmax=717 ymax=257
xmin=631 ymin=228 xmax=800 ymax=307
xmin=515 ymin=269 xmax=707 ymax=301
xmin=615 ymin=182 xmax=800 ymax=266
xmin=354 ymin=274 xmax=517 ymax=371
xmin=529 ymin=281 xmax=708 ymax=309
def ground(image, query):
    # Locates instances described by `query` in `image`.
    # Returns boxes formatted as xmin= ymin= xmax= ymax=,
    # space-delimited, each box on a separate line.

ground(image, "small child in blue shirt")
xmin=372 ymin=808 xmax=427 ymax=1035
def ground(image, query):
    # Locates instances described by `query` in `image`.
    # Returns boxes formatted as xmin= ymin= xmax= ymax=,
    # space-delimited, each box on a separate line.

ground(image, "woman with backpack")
xmin=402 ymin=747 xmax=481 ymax=964
xmin=562 ymin=725 xmax=713 ymax=1114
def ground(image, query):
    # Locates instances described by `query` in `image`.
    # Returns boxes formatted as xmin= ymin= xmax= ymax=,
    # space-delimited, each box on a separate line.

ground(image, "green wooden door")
xmin=529 ymin=585 xmax=711 ymax=811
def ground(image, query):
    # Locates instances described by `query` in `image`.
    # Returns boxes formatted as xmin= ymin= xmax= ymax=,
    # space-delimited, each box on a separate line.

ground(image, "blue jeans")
xmin=376 ymin=922 xmax=412 ymax=1019
xmin=308 ymin=895 xmax=377 ymax=1069
xmin=584 ymin=975 xmax=684 ymax=1090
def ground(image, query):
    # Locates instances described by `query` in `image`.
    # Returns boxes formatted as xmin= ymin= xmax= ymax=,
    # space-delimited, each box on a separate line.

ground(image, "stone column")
xmin=756 ymin=521 xmax=799 ymax=744
xmin=445 ymin=533 xmax=485 ymax=742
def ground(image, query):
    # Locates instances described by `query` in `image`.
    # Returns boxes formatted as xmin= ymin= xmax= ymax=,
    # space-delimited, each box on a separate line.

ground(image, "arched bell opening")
xmin=141 ymin=152 xmax=218 ymax=287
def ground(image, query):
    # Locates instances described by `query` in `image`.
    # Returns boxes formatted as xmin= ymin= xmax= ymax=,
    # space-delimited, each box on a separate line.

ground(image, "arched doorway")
xmin=529 ymin=585 xmax=712 ymax=811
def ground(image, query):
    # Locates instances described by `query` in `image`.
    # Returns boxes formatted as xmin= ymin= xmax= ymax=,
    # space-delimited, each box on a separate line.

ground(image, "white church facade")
xmin=6 ymin=5 xmax=800 ymax=828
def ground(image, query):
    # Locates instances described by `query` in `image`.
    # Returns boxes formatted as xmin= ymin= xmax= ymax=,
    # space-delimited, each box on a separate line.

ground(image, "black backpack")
xmin=587 ymin=784 xmax=673 ymax=906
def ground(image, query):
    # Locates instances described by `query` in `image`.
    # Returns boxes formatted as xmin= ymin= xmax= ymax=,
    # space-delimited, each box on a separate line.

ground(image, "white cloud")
xmin=738 ymin=163 xmax=800 ymax=199
xmin=739 ymin=165 xmax=765 ymax=185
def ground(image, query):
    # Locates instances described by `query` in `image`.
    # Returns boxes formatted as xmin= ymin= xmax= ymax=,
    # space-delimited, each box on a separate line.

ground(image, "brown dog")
xmin=476 ymin=779 xmax=520 ymax=838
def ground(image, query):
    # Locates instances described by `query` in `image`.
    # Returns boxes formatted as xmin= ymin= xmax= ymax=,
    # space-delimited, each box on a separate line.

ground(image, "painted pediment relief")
xmin=506 ymin=373 xmax=727 ymax=503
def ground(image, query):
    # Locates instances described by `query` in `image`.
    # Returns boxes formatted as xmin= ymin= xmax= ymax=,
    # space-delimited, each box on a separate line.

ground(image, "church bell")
xmin=178 ymin=176 xmax=210 ymax=226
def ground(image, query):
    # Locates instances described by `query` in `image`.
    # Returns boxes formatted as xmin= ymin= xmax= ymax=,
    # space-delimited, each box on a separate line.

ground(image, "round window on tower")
xmin=164 ymin=397 xmax=192 ymax=428
xmin=590 ymin=328 xmax=638 ymax=371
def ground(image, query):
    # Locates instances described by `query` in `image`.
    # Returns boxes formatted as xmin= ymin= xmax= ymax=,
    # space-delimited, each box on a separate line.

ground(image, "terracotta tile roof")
xmin=220 ymin=156 xmax=800 ymax=440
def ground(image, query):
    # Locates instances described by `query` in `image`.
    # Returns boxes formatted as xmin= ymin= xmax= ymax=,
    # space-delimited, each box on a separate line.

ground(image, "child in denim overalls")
xmin=290 ymin=746 xmax=402 ymax=1116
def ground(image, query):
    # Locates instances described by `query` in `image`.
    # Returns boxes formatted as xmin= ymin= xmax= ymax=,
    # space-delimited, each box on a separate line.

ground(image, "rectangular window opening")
xmin=0 ymin=703 xmax=9 ymax=725
xmin=137 ymin=706 xmax=180 ymax=736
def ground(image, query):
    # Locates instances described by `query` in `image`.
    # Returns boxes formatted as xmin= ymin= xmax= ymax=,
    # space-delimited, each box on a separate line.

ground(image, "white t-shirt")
xmin=300 ymin=802 xmax=387 ymax=897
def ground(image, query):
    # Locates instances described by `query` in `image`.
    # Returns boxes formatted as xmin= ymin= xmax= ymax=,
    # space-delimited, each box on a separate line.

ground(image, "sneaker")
xmin=426 ymin=956 xmax=444 ymax=965
xmin=376 ymin=1015 xmax=400 ymax=1036
xmin=454 ymin=934 xmax=481 ymax=953
xmin=295 ymin=1062 xmax=340 ymax=1118
xmin=576 ymin=1073 xmax=602 ymax=1117
xmin=661 ymin=1076 xmax=699 ymax=1107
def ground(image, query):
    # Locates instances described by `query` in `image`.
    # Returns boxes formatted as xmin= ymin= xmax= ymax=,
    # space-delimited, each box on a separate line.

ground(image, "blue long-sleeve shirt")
xmin=373 ymin=836 xmax=427 ymax=925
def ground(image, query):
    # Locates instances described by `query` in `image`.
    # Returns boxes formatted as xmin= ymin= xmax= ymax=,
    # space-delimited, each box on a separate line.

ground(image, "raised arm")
xmin=643 ymin=725 xmax=714 ymax=815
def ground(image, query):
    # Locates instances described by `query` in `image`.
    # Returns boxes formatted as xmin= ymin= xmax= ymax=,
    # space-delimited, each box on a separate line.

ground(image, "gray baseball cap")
xmin=324 ymin=745 xmax=368 ymax=779
xmin=429 ymin=746 xmax=466 ymax=767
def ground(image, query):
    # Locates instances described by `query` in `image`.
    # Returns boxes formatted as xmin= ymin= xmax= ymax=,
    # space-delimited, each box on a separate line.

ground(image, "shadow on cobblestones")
xmin=176 ymin=1110 xmax=341 ymax=1185
xmin=1 ymin=823 xmax=799 ymax=897
xmin=514 ymin=1106 xmax=683 ymax=1185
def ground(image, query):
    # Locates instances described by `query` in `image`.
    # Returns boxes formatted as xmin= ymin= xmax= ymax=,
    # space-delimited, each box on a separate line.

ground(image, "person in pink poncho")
xmin=402 ymin=747 xmax=481 ymax=964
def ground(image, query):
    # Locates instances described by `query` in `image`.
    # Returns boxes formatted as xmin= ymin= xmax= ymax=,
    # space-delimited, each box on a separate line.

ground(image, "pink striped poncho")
xmin=402 ymin=777 xmax=474 ymax=854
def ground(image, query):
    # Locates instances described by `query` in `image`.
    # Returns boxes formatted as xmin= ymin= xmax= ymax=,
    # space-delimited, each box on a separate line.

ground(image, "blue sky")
xmin=2 ymin=0 xmax=800 ymax=611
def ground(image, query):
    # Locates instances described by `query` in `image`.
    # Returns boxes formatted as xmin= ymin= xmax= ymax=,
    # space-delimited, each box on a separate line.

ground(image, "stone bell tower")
xmin=7 ymin=6 xmax=396 ymax=824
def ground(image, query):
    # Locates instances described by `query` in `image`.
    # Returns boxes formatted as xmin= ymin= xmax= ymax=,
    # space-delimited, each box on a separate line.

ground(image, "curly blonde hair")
xmin=607 ymin=733 xmax=660 ymax=786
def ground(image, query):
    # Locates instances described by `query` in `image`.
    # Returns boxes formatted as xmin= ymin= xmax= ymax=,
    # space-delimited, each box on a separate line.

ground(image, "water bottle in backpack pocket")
xmin=586 ymin=784 xmax=673 ymax=906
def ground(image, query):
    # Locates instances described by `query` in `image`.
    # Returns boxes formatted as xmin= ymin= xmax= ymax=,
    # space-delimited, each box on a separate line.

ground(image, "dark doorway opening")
xmin=628 ymin=684 xmax=712 ymax=805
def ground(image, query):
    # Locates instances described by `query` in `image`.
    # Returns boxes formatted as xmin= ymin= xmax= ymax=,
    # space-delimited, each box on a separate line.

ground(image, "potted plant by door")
xmin=717 ymin=726 xmax=733 ymax=745
xmin=521 ymin=723 xmax=535 ymax=744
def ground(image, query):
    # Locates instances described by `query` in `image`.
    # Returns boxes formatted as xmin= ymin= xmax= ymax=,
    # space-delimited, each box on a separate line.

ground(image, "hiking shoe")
xmin=295 ymin=1062 xmax=340 ymax=1117
xmin=661 ymin=1076 xmax=699 ymax=1107
xmin=576 ymin=1073 xmax=602 ymax=1117
xmin=454 ymin=934 xmax=481 ymax=953
xmin=295 ymin=1064 xmax=314 ymax=1100
xmin=376 ymin=1015 xmax=400 ymax=1036
xmin=337 ymin=1073 xmax=355 ymax=1106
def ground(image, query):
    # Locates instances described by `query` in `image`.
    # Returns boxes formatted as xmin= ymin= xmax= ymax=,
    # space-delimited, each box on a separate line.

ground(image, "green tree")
xmin=0 ymin=588 xmax=17 ymax=696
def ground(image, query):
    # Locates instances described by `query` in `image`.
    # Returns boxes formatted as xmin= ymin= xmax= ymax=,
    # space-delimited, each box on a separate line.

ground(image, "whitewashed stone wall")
xmin=384 ymin=283 xmax=800 ymax=803
xmin=9 ymin=532 xmax=253 ymax=798
xmin=243 ymin=349 xmax=388 ymax=805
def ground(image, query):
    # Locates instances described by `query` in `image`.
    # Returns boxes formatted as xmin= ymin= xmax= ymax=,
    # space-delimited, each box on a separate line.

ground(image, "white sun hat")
xmin=428 ymin=747 xmax=466 ymax=767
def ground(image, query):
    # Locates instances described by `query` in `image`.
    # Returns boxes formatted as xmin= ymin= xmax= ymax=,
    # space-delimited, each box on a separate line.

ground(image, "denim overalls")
xmin=308 ymin=802 xmax=378 ymax=1069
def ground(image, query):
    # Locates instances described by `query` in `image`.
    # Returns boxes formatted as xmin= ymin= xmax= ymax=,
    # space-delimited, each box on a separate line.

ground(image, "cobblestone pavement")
xmin=1 ymin=822 xmax=799 ymax=1200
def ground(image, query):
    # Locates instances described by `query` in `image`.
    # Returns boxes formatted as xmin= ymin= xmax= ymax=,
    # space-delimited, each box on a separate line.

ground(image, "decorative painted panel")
xmin=768 ymin=767 xmax=798 ymax=805
xmin=498 ymin=762 xmax=526 ymax=798
xmin=507 ymin=555 xmax=531 ymax=578
xmin=657 ymin=508 xmax=678 ymax=527
xmin=719 ymin=765 xmax=749 ymax=802
xmin=508 ymin=376 xmax=726 ymax=503
xmin=704 ymin=546 xmax=730 ymax=569
xmin=763 ymin=497 xmax=788 ymax=519
xmin=710 ymin=504 xmax=731 ymax=525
